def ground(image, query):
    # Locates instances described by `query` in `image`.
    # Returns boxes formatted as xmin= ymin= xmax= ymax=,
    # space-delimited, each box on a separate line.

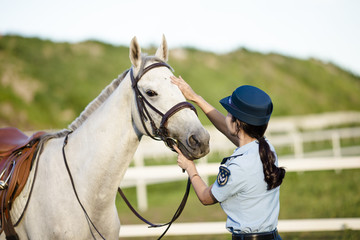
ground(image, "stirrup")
xmin=0 ymin=161 xmax=16 ymax=190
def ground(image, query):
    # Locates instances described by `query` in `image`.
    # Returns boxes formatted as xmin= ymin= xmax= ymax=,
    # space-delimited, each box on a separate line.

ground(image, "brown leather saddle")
xmin=0 ymin=127 xmax=45 ymax=240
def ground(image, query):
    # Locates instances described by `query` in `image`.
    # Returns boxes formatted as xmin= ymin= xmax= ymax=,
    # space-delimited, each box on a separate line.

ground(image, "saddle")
xmin=0 ymin=127 xmax=45 ymax=240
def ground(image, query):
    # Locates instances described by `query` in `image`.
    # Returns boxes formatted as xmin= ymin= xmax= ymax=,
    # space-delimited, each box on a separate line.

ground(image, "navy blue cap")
xmin=219 ymin=85 xmax=273 ymax=126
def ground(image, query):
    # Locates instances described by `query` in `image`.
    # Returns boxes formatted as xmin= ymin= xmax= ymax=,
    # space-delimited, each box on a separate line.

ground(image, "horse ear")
xmin=130 ymin=36 xmax=142 ymax=68
xmin=155 ymin=34 xmax=168 ymax=62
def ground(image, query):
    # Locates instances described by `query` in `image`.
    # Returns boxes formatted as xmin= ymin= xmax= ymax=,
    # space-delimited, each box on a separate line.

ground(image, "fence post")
xmin=292 ymin=130 xmax=304 ymax=159
xmin=332 ymin=131 xmax=342 ymax=157
xmin=134 ymin=150 xmax=148 ymax=212
xmin=136 ymin=178 xmax=148 ymax=212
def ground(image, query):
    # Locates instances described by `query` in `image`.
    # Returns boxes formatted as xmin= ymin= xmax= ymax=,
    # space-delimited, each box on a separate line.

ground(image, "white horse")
xmin=2 ymin=36 xmax=210 ymax=239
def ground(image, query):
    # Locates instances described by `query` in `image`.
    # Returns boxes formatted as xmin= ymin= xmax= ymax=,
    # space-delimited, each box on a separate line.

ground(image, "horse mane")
xmin=33 ymin=70 xmax=128 ymax=145
xmin=68 ymin=69 xmax=129 ymax=131
xmin=41 ymin=54 xmax=165 ymax=142
xmin=31 ymin=55 xmax=169 ymax=166
xmin=68 ymin=55 xmax=166 ymax=132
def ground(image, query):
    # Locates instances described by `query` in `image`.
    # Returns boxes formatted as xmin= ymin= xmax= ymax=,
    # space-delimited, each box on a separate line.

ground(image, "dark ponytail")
xmin=258 ymin=137 xmax=286 ymax=190
xmin=233 ymin=117 xmax=286 ymax=190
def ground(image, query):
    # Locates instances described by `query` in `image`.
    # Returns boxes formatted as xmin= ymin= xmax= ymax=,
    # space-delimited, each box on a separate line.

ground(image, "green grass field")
xmin=116 ymin=169 xmax=360 ymax=239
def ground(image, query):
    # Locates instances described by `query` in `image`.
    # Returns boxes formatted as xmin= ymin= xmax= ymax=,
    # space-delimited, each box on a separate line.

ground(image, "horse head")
xmin=129 ymin=35 xmax=210 ymax=160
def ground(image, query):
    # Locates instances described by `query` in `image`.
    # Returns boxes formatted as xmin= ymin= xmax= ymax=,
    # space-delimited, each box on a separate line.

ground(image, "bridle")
xmin=117 ymin=61 xmax=196 ymax=238
xmin=130 ymin=61 xmax=197 ymax=150
xmin=62 ymin=61 xmax=196 ymax=239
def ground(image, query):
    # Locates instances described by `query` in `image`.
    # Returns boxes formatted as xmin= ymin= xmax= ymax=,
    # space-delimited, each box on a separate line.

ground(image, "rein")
xmin=61 ymin=62 xmax=195 ymax=239
xmin=118 ymin=62 xmax=196 ymax=239
xmin=118 ymin=179 xmax=191 ymax=239
xmin=63 ymin=131 xmax=191 ymax=240
xmin=62 ymin=131 xmax=106 ymax=240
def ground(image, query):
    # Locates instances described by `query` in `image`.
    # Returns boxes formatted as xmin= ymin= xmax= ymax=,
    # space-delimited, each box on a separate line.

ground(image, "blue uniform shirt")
xmin=211 ymin=140 xmax=280 ymax=234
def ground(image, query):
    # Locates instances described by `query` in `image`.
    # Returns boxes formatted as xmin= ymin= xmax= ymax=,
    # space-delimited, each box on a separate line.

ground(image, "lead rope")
xmin=118 ymin=177 xmax=191 ymax=239
xmin=62 ymin=132 xmax=106 ymax=240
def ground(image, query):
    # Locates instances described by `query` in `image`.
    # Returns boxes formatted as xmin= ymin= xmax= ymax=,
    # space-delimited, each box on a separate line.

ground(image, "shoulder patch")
xmin=221 ymin=154 xmax=244 ymax=164
xmin=217 ymin=166 xmax=231 ymax=186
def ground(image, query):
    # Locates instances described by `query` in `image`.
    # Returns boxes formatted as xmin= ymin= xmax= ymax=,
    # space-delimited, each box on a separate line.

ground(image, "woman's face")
xmin=225 ymin=112 xmax=238 ymax=137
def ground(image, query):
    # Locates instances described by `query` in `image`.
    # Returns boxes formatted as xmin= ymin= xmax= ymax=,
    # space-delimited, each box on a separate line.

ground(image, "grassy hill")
xmin=1 ymin=35 xmax=359 ymax=130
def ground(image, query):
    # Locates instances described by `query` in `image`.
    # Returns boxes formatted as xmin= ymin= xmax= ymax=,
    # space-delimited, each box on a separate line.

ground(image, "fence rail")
xmin=128 ymin=113 xmax=360 ymax=212
xmin=121 ymin=156 xmax=360 ymax=188
xmin=134 ymin=111 xmax=360 ymax=160
xmin=119 ymin=112 xmax=360 ymax=237
xmin=119 ymin=218 xmax=360 ymax=237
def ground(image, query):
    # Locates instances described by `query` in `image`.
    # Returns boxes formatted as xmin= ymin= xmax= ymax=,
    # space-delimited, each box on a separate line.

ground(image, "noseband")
xmin=130 ymin=62 xmax=197 ymax=150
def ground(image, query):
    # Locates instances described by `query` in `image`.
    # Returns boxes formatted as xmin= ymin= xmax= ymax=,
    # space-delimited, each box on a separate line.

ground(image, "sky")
xmin=1 ymin=0 xmax=359 ymax=76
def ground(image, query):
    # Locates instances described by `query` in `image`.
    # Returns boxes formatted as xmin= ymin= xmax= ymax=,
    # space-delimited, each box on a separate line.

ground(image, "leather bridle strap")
xmin=131 ymin=62 xmax=173 ymax=87
xmin=118 ymin=177 xmax=191 ymax=239
xmin=59 ymin=62 xmax=195 ymax=240
xmin=157 ymin=101 xmax=197 ymax=139
xmin=130 ymin=62 xmax=197 ymax=145
xmin=62 ymin=132 xmax=105 ymax=240
xmin=121 ymin=62 xmax=195 ymax=239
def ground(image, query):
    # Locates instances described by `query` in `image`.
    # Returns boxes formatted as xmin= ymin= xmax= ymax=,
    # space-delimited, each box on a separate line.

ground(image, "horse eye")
xmin=146 ymin=90 xmax=158 ymax=97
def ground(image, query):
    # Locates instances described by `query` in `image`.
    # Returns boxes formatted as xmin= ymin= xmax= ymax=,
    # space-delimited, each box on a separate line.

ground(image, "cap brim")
xmin=219 ymin=96 xmax=271 ymax=126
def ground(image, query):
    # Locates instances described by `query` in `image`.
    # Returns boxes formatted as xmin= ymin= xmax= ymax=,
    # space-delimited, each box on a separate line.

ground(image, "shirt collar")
xmin=231 ymin=140 xmax=258 ymax=156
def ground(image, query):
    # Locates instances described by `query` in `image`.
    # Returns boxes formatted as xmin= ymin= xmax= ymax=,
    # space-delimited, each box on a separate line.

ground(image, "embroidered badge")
xmin=217 ymin=166 xmax=231 ymax=186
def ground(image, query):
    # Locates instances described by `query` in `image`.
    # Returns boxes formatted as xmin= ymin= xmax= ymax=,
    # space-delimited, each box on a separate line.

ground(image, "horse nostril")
xmin=188 ymin=134 xmax=200 ymax=148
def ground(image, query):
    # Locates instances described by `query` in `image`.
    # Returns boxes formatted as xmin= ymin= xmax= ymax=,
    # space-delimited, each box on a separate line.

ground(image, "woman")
xmin=170 ymin=76 xmax=285 ymax=240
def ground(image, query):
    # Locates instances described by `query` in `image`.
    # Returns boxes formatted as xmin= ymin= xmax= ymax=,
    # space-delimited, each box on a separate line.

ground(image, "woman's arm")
xmin=173 ymin=146 xmax=217 ymax=205
xmin=171 ymin=76 xmax=238 ymax=145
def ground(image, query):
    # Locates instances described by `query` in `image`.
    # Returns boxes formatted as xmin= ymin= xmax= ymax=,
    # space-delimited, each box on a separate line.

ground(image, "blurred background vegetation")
xmin=1 ymin=35 xmax=359 ymax=239
xmin=0 ymin=35 xmax=359 ymax=130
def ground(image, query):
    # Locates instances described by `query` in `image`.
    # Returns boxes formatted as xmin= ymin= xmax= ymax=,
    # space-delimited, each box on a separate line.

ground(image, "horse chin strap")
xmin=130 ymin=62 xmax=197 ymax=151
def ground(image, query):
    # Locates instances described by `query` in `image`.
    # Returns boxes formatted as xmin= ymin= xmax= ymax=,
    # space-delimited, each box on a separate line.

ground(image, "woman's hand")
xmin=170 ymin=76 xmax=198 ymax=102
xmin=173 ymin=145 xmax=217 ymax=205
xmin=173 ymin=145 xmax=195 ymax=172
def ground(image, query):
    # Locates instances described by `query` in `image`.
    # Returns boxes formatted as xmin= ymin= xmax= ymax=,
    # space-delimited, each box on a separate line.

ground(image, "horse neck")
xmin=64 ymin=77 xmax=140 ymax=203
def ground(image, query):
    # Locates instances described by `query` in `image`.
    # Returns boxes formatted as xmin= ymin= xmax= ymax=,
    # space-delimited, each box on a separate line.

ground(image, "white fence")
xmin=121 ymin=157 xmax=360 ymax=188
xmin=119 ymin=218 xmax=360 ymax=237
xmin=132 ymin=111 xmax=360 ymax=163
xmin=117 ymin=112 xmax=360 ymax=237
xmin=123 ymin=112 xmax=360 ymax=212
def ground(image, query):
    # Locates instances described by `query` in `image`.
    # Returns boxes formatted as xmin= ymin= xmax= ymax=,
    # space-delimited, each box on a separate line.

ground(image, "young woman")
xmin=171 ymin=76 xmax=285 ymax=240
